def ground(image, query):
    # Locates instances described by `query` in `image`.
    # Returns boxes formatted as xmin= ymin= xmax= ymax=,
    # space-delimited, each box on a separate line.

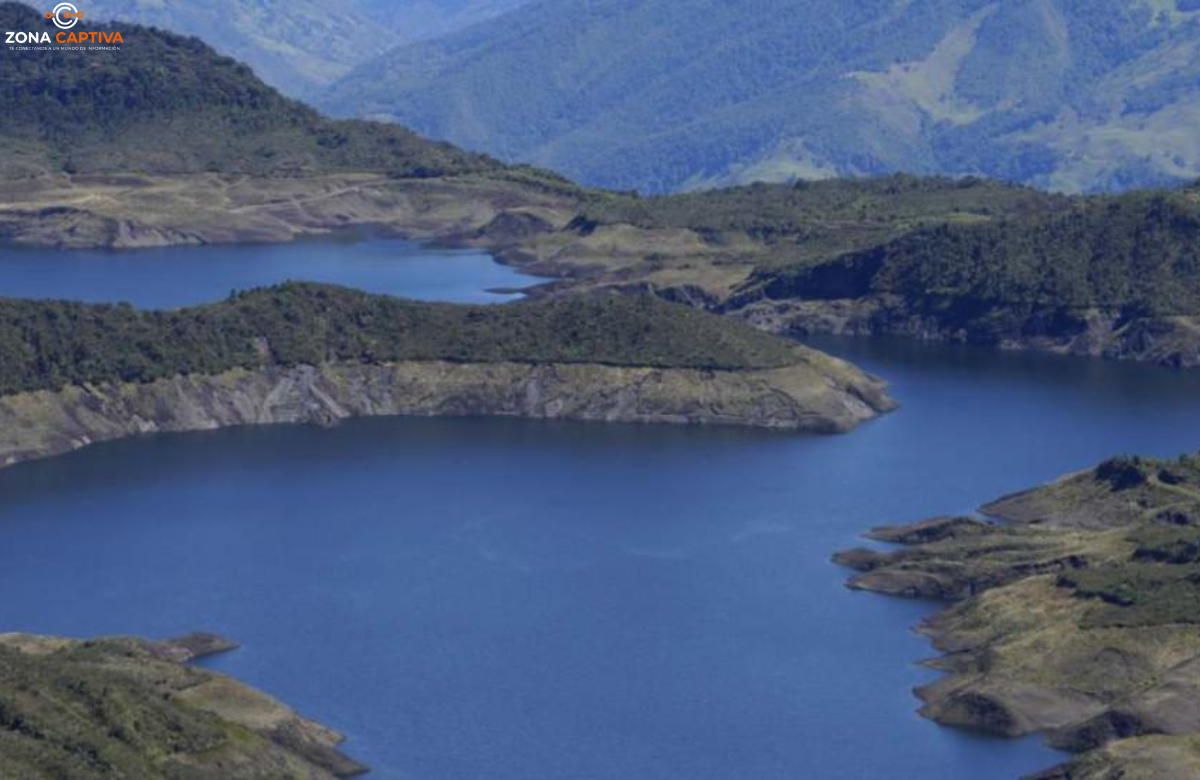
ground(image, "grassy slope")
xmin=836 ymin=453 xmax=1200 ymax=777
xmin=575 ymin=175 xmax=1068 ymax=270
xmin=0 ymin=635 xmax=363 ymax=778
xmin=0 ymin=284 xmax=803 ymax=395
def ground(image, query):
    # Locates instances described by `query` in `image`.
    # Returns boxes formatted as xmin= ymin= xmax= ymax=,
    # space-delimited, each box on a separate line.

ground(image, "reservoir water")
xmin=0 ymin=234 xmax=536 ymax=307
xmin=2 ymin=239 xmax=1200 ymax=778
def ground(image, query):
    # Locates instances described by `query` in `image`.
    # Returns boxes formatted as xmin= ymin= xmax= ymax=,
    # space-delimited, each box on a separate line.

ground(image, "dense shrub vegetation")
xmin=0 ymin=284 xmax=799 ymax=395
xmin=1055 ymin=454 xmax=1200 ymax=628
xmin=755 ymin=186 xmax=1200 ymax=317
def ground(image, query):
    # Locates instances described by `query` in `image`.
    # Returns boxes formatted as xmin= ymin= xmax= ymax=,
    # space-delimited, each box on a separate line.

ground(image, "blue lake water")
xmin=0 ymin=234 xmax=537 ymax=307
xmin=2 ymin=242 xmax=1200 ymax=778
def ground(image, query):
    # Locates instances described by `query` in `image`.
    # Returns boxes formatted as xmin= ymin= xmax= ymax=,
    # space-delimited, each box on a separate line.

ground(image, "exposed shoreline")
xmin=0 ymin=358 xmax=894 ymax=472
xmin=4 ymin=172 xmax=1198 ymax=369
xmin=835 ymin=456 xmax=1200 ymax=778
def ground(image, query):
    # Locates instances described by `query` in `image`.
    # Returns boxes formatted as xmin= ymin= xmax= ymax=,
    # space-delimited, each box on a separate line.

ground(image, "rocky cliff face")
xmin=0 ymin=357 xmax=893 ymax=469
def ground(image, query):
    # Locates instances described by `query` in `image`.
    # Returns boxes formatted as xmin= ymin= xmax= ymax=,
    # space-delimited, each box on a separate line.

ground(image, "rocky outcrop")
xmin=0 ymin=358 xmax=893 ymax=470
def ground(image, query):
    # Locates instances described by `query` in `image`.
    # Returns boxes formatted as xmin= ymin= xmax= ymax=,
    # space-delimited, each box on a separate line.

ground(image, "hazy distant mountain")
xmin=322 ymin=0 xmax=1200 ymax=193
xmin=86 ymin=0 xmax=531 ymax=96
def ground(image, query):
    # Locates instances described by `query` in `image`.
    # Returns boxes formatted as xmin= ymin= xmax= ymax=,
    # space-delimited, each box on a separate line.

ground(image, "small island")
xmin=836 ymin=454 xmax=1200 ymax=778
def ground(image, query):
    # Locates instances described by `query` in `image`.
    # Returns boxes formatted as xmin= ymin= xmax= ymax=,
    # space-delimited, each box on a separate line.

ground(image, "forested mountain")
xmin=0 ymin=2 xmax=495 ymax=177
xmin=85 ymin=0 xmax=531 ymax=96
xmin=322 ymin=0 xmax=1200 ymax=193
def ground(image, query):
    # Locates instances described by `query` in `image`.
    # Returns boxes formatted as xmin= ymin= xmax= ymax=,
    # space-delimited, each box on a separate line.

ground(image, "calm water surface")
xmin=0 ymin=235 xmax=536 ymax=307
xmin=1 ymin=244 xmax=1200 ymax=778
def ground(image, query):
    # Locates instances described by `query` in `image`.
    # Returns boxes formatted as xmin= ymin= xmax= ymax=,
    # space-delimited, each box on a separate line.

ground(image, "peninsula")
xmin=0 ymin=285 xmax=894 ymax=775
xmin=0 ymin=283 xmax=894 ymax=471
xmin=836 ymin=454 xmax=1200 ymax=778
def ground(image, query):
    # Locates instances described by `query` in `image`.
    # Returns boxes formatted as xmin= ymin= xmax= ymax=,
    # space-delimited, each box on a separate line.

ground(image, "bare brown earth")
xmin=0 ymin=172 xmax=577 ymax=250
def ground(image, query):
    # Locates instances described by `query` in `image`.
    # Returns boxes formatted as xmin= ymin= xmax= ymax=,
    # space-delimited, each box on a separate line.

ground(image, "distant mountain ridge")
xmin=85 ymin=0 xmax=532 ymax=96
xmin=321 ymin=0 xmax=1200 ymax=194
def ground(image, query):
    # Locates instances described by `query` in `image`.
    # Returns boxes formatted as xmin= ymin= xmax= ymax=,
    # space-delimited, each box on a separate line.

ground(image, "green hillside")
xmin=744 ymin=184 xmax=1200 ymax=332
xmin=0 ymin=635 xmax=364 ymax=778
xmin=0 ymin=2 xmax=497 ymax=178
xmin=322 ymin=0 xmax=1200 ymax=194
xmin=0 ymin=283 xmax=800 ymax=395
